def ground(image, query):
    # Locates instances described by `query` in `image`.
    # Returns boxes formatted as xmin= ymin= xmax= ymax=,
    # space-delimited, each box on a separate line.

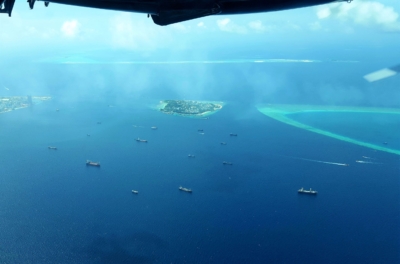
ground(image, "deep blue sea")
xmin=0 ymin=61 xmax=399 ymax=263
xmin=0 ymin=98 xmax=399 ymax=264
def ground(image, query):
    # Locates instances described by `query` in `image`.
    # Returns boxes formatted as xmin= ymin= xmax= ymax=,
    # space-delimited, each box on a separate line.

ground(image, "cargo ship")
xmin=298 ymin=187 xmax=317 ymax=195
xmin=223 ymin=161 xmax=233 ymax=165
xmin=136 ymin=138 xmax=148 ymax=143
xmin=86 ymin=160 xmax=100 ymax=167
xmin=179 ymin=186 xmax=192 ymax=193
xmin=48 ymin=146 xmax=57 ymax=150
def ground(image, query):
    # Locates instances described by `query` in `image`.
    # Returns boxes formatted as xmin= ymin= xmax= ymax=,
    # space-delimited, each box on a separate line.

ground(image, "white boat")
xmin=298 ymin=187 xmax=317 ymax=194
xmin=179 ymin=186 xmax=192 ymax=193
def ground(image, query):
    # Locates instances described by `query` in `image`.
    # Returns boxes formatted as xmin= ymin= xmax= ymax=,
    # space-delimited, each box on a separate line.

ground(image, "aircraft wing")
xmin=1 ymin=0 xmax=344 ymax=26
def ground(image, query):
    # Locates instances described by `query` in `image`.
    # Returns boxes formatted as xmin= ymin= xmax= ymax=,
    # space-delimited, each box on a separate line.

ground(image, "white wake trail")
xmin=298 ymin=157 xmax=350 ymax=166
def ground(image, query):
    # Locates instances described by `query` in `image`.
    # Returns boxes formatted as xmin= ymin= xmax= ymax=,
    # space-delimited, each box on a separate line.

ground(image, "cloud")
xmin=217 ymin=18 xmax=247 ymax=34
xmin=317 ymin=8 xmax=331 ymax=19
xmin=61 ymin=20 xmax=80 ymax=38
xmin=309 ymin=21 xmax=322 ymax=31
xmin=110 ymin=13 xmax=169 ymax=50
xmin=248 ymin=20 xmax=266 ymax=32
xmin=171 ymin=23 xmax=189 ymax=32
xmin=318 ymin=84 xmax=365 ymax=105
xmin=317 ymin=1 xmax=400 ymax=31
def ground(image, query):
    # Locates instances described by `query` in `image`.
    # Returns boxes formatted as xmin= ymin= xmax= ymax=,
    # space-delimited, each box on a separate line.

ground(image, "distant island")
xmin=0 ymin=96 xmax=51 ymax=114
xmin=158 ymin=100 xmax=223 ymax=117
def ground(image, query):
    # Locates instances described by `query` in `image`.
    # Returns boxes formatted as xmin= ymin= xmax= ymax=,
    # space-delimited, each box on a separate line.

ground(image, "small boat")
xmin=131 ymin=190 xmax=139 ymax=194
xmin=151 ymin=126 xmax=157 ymax=130
xmin=48 ymin=146 xmax=57 ymax=150
xmin=220 ymin=142 xmax=227 ymax=145
xmin=87 ymin=134 xmax=91 ymax=136
xmin=383 ymin=142 xmax=388 ymax=145
xmin=97 ymin=122 xmax=102 ymax=124
xmin=198 ymin=129 xmax=204 ymax=132
xmin=56 ymin=109 xmax=59 ymax=112
xmin=188 ymin=154 xmax=195 ymax=158
xmin=135 ymin=138 xmax=148 ymax=143
xmin=298 ymin=187 xmax=317 ymax=195
xmin=86 ymin=160 xmax=100 ymax=167
xmin=179 ymin=186 xmax=192 ymax=193
xmin=222 ymin=161 xmax=233 ymax=165
xmin=230 ymin=133 xmax=238 ymax=136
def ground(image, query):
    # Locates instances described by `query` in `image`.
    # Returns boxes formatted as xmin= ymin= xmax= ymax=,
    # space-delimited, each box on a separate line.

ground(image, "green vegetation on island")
xmin=256 ymin=104 xmax=400 ymax=156
xmin=0 ymin=96 xmax=51 ymax=114
xmin=158 ymin=100 xmax=223 ymax=117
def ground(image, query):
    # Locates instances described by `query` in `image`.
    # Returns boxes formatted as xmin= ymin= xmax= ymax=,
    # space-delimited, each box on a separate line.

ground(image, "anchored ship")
xmin=136 ymin=138 xmax=148 ymax=143
xmin=48 ymin=146 xmax=57 ymax=150
xmin=179 ymin=186 xmax=192 ymax=193
xmin=223 ymin=161 xmax=233 ymax=165
xmin=131 ymin=190 xmax=139 ymax=194
xmin=86 ymin=160 xmax=100 ymax=167
xmin=298 ymin=187 xmax=317 ymax=195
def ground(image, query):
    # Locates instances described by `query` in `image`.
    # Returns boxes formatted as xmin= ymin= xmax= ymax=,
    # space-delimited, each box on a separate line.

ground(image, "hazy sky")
xmin=1 ymin=0 xmax=400 ymax=60
xmin=1 ymin=0 xmax=399 ymax=108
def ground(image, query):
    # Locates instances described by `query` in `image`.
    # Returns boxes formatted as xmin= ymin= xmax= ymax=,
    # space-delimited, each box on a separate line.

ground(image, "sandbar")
xmin=257 ymin=104 xmax=400 ymax=156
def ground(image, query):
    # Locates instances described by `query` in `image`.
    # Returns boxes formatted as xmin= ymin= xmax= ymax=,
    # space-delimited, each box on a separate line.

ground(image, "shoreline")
xmin=0 ymin=96 xmax=51 ymax=115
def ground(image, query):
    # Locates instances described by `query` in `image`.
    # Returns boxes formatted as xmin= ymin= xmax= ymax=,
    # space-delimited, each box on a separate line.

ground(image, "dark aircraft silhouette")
xmin=1 ymin=0 xmax=346 ymax=26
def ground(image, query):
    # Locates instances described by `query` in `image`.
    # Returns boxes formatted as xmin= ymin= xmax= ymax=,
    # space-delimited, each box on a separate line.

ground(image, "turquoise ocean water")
xmin=289 ymin=112 xmax=400 ymax=151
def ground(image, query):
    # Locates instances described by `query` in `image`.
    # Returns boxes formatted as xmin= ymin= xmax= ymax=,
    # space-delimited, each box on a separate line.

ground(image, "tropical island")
xmin=257 ymin=104 xmax=400 ymax=156
xmin=158 ymin=100 xmax=223 ymax=117
xmin=0 ymin=96 xmax=51 ymax=114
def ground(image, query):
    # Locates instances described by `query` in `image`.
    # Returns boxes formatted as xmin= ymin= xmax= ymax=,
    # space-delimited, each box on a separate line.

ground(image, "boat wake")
xmin=281 ymin=155 xmax=349 ymax=166
xmin=356 ymin=160 xmax=382 ymax=165
xmin=362 ymin=156 xmax=376 ymax=160
xmin=298 ymin=157 xmax=349 ymax=166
